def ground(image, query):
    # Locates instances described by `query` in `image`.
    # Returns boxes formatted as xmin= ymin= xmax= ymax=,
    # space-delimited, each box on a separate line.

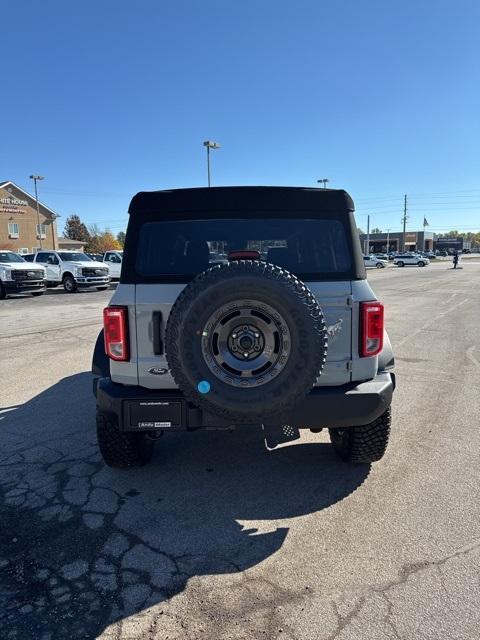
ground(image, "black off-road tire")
xmin=63 ymin=274 xmax=78 ymax=293
xmin=96 ymin=410 xmax=155 ymax=468
xmin=166 ymin=260 xmax=328 ymax=423
xmin=329 ymin=408 xmax=391 ymax=463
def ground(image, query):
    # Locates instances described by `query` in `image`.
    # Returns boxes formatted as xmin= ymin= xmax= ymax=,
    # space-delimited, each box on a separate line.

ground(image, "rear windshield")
xmin=135 ymin=218 xmax=351 ymax=281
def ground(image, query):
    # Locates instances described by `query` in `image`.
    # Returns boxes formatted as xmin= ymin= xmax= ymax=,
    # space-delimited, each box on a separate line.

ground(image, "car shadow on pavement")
xmin=0 ymin=372 xmax=370 ymax=639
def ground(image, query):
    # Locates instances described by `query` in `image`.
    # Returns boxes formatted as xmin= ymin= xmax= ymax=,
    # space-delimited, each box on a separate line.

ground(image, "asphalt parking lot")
xmin=1 ymin=261 xmax=480 ymax=640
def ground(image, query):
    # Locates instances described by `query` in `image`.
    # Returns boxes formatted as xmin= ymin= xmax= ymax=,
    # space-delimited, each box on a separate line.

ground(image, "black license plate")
xmin=124 ymin=400 xmax=183 ymax=431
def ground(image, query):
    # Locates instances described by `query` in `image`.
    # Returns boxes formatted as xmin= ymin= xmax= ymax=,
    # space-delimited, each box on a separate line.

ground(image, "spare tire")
xmin=165 ymin=261 xmax=327 ymax=423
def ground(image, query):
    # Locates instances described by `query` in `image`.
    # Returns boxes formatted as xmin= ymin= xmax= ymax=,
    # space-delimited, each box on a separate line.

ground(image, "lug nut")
xmin=243 ymin=353 xmax=249 ymax=358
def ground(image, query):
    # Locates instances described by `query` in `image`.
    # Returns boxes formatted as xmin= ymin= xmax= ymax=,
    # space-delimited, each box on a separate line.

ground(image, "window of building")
xmin=19 ymin=248 xmax=29 ymax=255
xmin=8 ymin=222 xmax=19 ymax=238
xmin=36 ymin=224 xmax=47 ymax=238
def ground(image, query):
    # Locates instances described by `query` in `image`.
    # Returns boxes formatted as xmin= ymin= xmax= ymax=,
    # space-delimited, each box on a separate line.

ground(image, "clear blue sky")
xmin=2 ymin=0 xmax=479 ymax=235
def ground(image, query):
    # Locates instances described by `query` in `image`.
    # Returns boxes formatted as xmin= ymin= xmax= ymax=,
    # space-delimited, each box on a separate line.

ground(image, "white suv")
xmin=394 ymin=253 xmax=429 ymax=267
xmin=363 ymin=255 xmax=388 ymax=268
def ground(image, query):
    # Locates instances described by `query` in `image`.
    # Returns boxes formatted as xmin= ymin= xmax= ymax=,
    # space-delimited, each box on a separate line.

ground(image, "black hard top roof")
xmin=128 ymin=186 xmax=355 ymax=217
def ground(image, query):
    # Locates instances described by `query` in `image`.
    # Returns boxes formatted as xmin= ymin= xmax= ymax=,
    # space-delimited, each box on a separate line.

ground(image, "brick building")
xmin=0 ymin=180 xmax=59 ymax=254
xmin=359 ymin=230 xmax=434 ymax=254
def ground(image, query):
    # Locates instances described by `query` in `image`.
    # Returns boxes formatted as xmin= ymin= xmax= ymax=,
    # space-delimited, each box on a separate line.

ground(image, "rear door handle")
xmin=152 ymin=311 xmax=163 ymax=355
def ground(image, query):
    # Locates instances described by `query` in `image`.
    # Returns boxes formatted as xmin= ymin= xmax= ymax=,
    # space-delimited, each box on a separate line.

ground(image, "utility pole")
xmin=365 ymin=214 xmax=370 ymax=255
xmin=29 ymin=175 xmax=45 ymax=249
xmin=401 ymin=194 xmax=408 ymax=252
xmin=203 ymin=140 xmax=221 ymax=187
xmin=385 ymin=228 xmax=391 ymax=253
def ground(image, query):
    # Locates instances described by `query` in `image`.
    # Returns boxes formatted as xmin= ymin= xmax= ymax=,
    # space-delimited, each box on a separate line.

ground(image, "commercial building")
xmin=434 ymin=237 xmax=471 ymax=253
xmin=359 ymin=230 xmax=434 ymax=254
xmin=57 ymin=237 xmax=86 ymax=251
xmin=0 ymin=180 xmax=59 ymax=254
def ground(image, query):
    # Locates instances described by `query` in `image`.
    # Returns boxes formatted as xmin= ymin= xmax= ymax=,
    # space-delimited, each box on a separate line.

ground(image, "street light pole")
xmin=29 ymin=174 xmax=45 ymax=249
xmin=317 ymin=178 xmax=330 ymax=189
xmin=203 ymin=140 xmax=221 ymax=187
xmin=386 ymin=228 xmax=391 ymax=253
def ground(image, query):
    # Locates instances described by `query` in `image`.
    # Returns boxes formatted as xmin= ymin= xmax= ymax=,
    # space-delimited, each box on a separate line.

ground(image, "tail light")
xmin=360 ymin=301 xmax=384 ymax=357
xmin=103 ymin=307 xmax=129 ymax=361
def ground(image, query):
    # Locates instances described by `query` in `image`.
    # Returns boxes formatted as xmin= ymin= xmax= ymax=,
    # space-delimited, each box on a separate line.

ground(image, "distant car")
xmin=363 ymin=255 xmax=388 ymax=268
xmin=462 ymin=248 xmax=471 ymax=254
xmin=102 ymin=250 xmax=123 ymax=279
xmin=375 ymin=253 xmax=389 ymax=261
xmin=394 ymin=254 xmax=429 ymax=267
xmin=86 ymin=253 xmax=104 ymax=262
xmin=436 ymin=250 xmax=448 ymax=257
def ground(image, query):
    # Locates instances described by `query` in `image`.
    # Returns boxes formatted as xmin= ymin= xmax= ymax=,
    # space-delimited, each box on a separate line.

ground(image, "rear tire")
xmin=31 ymin=291 xmax=45 ymax=297
xmin=418 ymin=261 xmax=425 ymax=267
xmin=63 ymin=275 xmax=78 ymax=293
xmin=329 ymin=408 xmax=391 ymax=463
xmin=397 ymin=261 xmax=404 ymax=267
xmin=376 ymin=263 xmax=384 ymax=268
xmin=96 ymin=410 xmax=155 ymax=468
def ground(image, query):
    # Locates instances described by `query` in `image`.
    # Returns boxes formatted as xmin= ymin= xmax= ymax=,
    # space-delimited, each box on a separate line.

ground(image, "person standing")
xmin=453 ymin=251 xmax=459 ymax=269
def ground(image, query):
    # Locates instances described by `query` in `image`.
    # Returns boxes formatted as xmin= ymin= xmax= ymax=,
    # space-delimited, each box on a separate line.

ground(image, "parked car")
xmin=102 ymin=251 xmax=123 ymax=279
xmin=375 ymin=253 xmax=389 ymax=261
xmin=394 ymin=254 xmax=430 ymax=267
xmin=0 ymin=251 xmax=46 ymax=299
xmin=31 ymin=250 xmax=110 ymax=292
xmin=86 ymin=253 xmax=104 ymax=262
xmin=363 ymin=255 xmax=388 ymax=268
xmin=92 ymin=186 xmax=395 ymax=469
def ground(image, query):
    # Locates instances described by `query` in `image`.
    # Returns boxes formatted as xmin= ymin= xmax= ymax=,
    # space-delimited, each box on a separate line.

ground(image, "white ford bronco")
xmin=92 ymin=187 xmax=395 ymax=468
xmin=0 ymin=251 xmax=46 ymax=299
xmin=31 ymin=250 xmax=110 ymax=292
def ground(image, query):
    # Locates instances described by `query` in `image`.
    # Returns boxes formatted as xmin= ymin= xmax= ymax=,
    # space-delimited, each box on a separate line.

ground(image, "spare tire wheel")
xmin=165 ymin=261 xmax=328 ymax=423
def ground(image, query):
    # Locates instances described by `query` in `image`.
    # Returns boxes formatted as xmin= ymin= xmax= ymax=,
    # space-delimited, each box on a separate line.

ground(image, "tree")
xmin=64 ymin=214 xmax=90 ymax=243
xmin=100 ymin=231 xmax=122 ymax=252
xmin=357 ymin=227 xmax=366 ymax=235
xmin=371 ymin=227 xmax=382 ymax=234
xmin=85 ymin=225 xmax=121 ymax=253
xmin=116 ymin=231 xmax=126 ymax=247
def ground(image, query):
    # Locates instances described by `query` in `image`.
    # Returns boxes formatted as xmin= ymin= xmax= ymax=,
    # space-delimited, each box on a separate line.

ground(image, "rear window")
xmin=135 ymin=218 xmax=351 ymax=281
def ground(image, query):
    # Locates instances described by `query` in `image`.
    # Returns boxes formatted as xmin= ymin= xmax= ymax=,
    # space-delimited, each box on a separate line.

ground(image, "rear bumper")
xmin=4 ymin=280 xmax=46 ymax=294
xmin=95 ymin=372 xmax=395 ymax=431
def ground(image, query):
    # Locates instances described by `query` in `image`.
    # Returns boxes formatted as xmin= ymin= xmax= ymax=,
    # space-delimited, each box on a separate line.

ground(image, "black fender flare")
xmin=92 ymin=329 xmax=110 ymax=380
xmin=378 ymin=330 xmax=395 ymax=372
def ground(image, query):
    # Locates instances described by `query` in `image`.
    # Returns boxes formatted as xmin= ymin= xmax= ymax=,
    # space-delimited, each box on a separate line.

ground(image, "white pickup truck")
xmin=28 ymin=250 xmax=110 ymax=293
xmin=0 ymin=251 xmax=46 ymax=299
xmin=102 ymin=250 xmax=123 ymax=279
